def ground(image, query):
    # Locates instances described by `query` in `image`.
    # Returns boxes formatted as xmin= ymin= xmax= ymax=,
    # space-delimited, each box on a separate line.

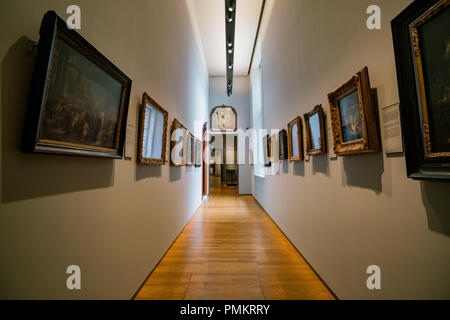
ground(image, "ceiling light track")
xmin=248 ymin=0 xmax=266 ymax=75
xmin=225 ymin=0 xmax=236 ymax=96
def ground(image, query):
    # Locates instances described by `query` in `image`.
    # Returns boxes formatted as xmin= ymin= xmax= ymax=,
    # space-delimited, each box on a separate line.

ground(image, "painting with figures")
xmin=40 ymin=35 xmax=124 ymax=150
xmin=23 ymin=11 xmax=131 ymax=159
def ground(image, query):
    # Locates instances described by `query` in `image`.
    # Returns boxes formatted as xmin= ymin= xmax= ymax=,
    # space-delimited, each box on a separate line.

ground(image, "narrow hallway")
xmin=135 ymin=176 xmax=334 ymax=300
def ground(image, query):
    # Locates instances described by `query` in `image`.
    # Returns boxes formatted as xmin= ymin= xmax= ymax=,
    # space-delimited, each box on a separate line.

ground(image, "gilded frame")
xmin=137 ymin=92 xmax=168 ymax=165
xmin=287 ymin=117 xmax=304 ymax=161
xmin=170 ymin=119 xmax=187 ymax=166
xmin=410 ymin=0 xmax=450 ymax=159
xmin=328 ymin=67 xmax=381 ymax=156
xmin=392 ymin=0 xmax=450 ymax=180
xmin=304 ymin=105 xmax=327 ymax=155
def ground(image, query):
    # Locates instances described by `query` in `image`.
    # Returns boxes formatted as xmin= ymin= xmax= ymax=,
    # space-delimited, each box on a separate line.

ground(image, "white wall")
xmin=0 ymin=0 xmax=209 ymax=299
xmin=209 ymin=76 xmax=252 ymax=194
xmin=253 ymin=0 xmax=450 ymax=299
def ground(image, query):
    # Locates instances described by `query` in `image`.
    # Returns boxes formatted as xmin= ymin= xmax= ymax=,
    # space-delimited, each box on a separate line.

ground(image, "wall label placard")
xmin=382 ymin=103 xmax=403 ymax=154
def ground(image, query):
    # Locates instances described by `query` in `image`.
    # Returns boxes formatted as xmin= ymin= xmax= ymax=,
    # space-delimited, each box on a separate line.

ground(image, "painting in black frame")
xmin=392 ymin=0 xmax=450 ymax=180
xmin=278 ymin=129 xmax=288 ymax=160
xmin=22 ymin=11 xmax=132 ymax=158
xmin=263 ymin=134 xmax=271 ymax=167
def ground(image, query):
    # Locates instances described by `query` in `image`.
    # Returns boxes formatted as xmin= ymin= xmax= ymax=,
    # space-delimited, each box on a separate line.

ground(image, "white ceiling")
xmin=191 ymin=0 xmax=263 ymax=76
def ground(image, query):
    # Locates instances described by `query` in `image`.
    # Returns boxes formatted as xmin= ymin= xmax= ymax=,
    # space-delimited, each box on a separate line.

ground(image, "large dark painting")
xmin=22 ymin=11 xmax=131 ymax=158
xmin=392 ymin=0 xmax=450 ymax=180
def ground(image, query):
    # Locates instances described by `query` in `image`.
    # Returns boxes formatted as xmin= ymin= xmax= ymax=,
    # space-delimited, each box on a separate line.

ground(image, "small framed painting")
xmin=304 ymin=105 xmax=327 ymax=155
xmin=22 ymin=11 xmax=131 ymax=158
xmin=195 ymin=138 xmax=202 ymax=167
xmin=210 ymin=105 xmax=237 ymax=132
xmin=328 ymin=67 xmax=381 ymax=156
xmin=170 ymin=119 xmax=187 ymax=166
xmin=279 ymin=129 xmax=288 ymax=160
xmin=263 ymin=134 xmax=271 ymax=167
xmin=287 ymin=117 xmax=304 ymax=161
xmin=137 ymin=93 xmax=168 ymax=165
xmin=186 ymin=132 xmax=195 ymax=167
xmin=392 ymin=0 xmax=450 ymax=180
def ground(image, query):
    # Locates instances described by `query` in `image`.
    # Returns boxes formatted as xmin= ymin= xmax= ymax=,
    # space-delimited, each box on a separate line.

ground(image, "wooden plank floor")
xmin=134 ymin=176 xmax=334 ymax=300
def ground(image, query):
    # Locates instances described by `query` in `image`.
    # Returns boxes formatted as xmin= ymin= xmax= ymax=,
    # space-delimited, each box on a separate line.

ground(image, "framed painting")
xmin=170 ymin=119 xmax=187 ymax=166
xmin=392 ymin=0 xmax=450 ymax=180
xmin=195 ymin=138 xmax=202 ymax=167
xmin=263 ymin=134 xmax=271 ymax=167
xmin=210 ymin=105 xmax=237 ymax=132
xmin=328 ymin=67 xmax=381 ymax=156
xmin=279 ymin=129 xmax=288 ymax=160
xmin=304 ymin=105 xmax=327 ymax=155
xmin=137 ymin=93 xmax=168 ymax=165
xmin=22 ymin=11 xmax=131 ymax=158
xmin=287 ymin=117 xmax=304 ymax=161
xmin=186 ymin=132 xmax=195 ymax=167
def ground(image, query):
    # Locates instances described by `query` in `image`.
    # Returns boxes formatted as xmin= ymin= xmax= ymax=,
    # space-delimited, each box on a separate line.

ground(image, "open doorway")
xmin=209 ymin=133 xmax=239 ymax=194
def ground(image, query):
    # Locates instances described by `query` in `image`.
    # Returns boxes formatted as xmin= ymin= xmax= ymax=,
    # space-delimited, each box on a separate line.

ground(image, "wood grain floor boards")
xmin=134 ymin=176 xmax=334 ymax=300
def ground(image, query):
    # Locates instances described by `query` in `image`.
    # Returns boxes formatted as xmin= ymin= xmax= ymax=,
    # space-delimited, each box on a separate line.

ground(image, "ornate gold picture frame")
xmin=170 ymin=119 xmax=187 ymax=166
xmin=304 ymin=105 xmax=327 ymax=156
xmin=392 ymin=0 xmax=450 ymax=180
xmin=287 ymin=117 xmax=304 ymax=161
xmin=410 ymin=0 xmax=450 ymax=159
xmin=137 ymin=93 xmax=168 ymax=165
xmin=328 ymin=67 xmax=381 ymax=156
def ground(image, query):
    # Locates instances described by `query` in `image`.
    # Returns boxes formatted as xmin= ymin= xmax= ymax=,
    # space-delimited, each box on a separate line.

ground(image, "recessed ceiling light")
xmin=228 ymin=64 xmax=233 ymax=69
xmin=228 ymin=48 xmax=233 ymax=54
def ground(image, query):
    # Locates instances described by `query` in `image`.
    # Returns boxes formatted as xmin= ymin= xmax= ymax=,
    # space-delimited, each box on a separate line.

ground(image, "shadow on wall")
xmin=421 ymin=181 xmax=450 ymax=237
xmin=170 ymin=166 xmax=181 ymax=182
xmin=282 ymin=159 xmax=289 ymax=174
xmin=341 ymin=152 xmax=384 ymax=194
xmin=1 ymin=37 xmax=115 ymax=204
xmin=136 ymin=165 xmax=162 ymax=181
xmin=293 ymin=161 xmax=304 ymax=177
xmin=312 ymin=154 xmax=329 ymax=176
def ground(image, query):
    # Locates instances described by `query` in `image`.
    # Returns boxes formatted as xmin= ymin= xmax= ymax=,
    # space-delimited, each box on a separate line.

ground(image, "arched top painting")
xmin=210 ymin=105 xmax=237 ymax=131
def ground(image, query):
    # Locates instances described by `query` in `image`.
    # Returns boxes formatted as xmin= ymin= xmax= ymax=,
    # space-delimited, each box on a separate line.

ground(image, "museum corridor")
xmin=1 ymin=0 xmax=450 ymax=302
